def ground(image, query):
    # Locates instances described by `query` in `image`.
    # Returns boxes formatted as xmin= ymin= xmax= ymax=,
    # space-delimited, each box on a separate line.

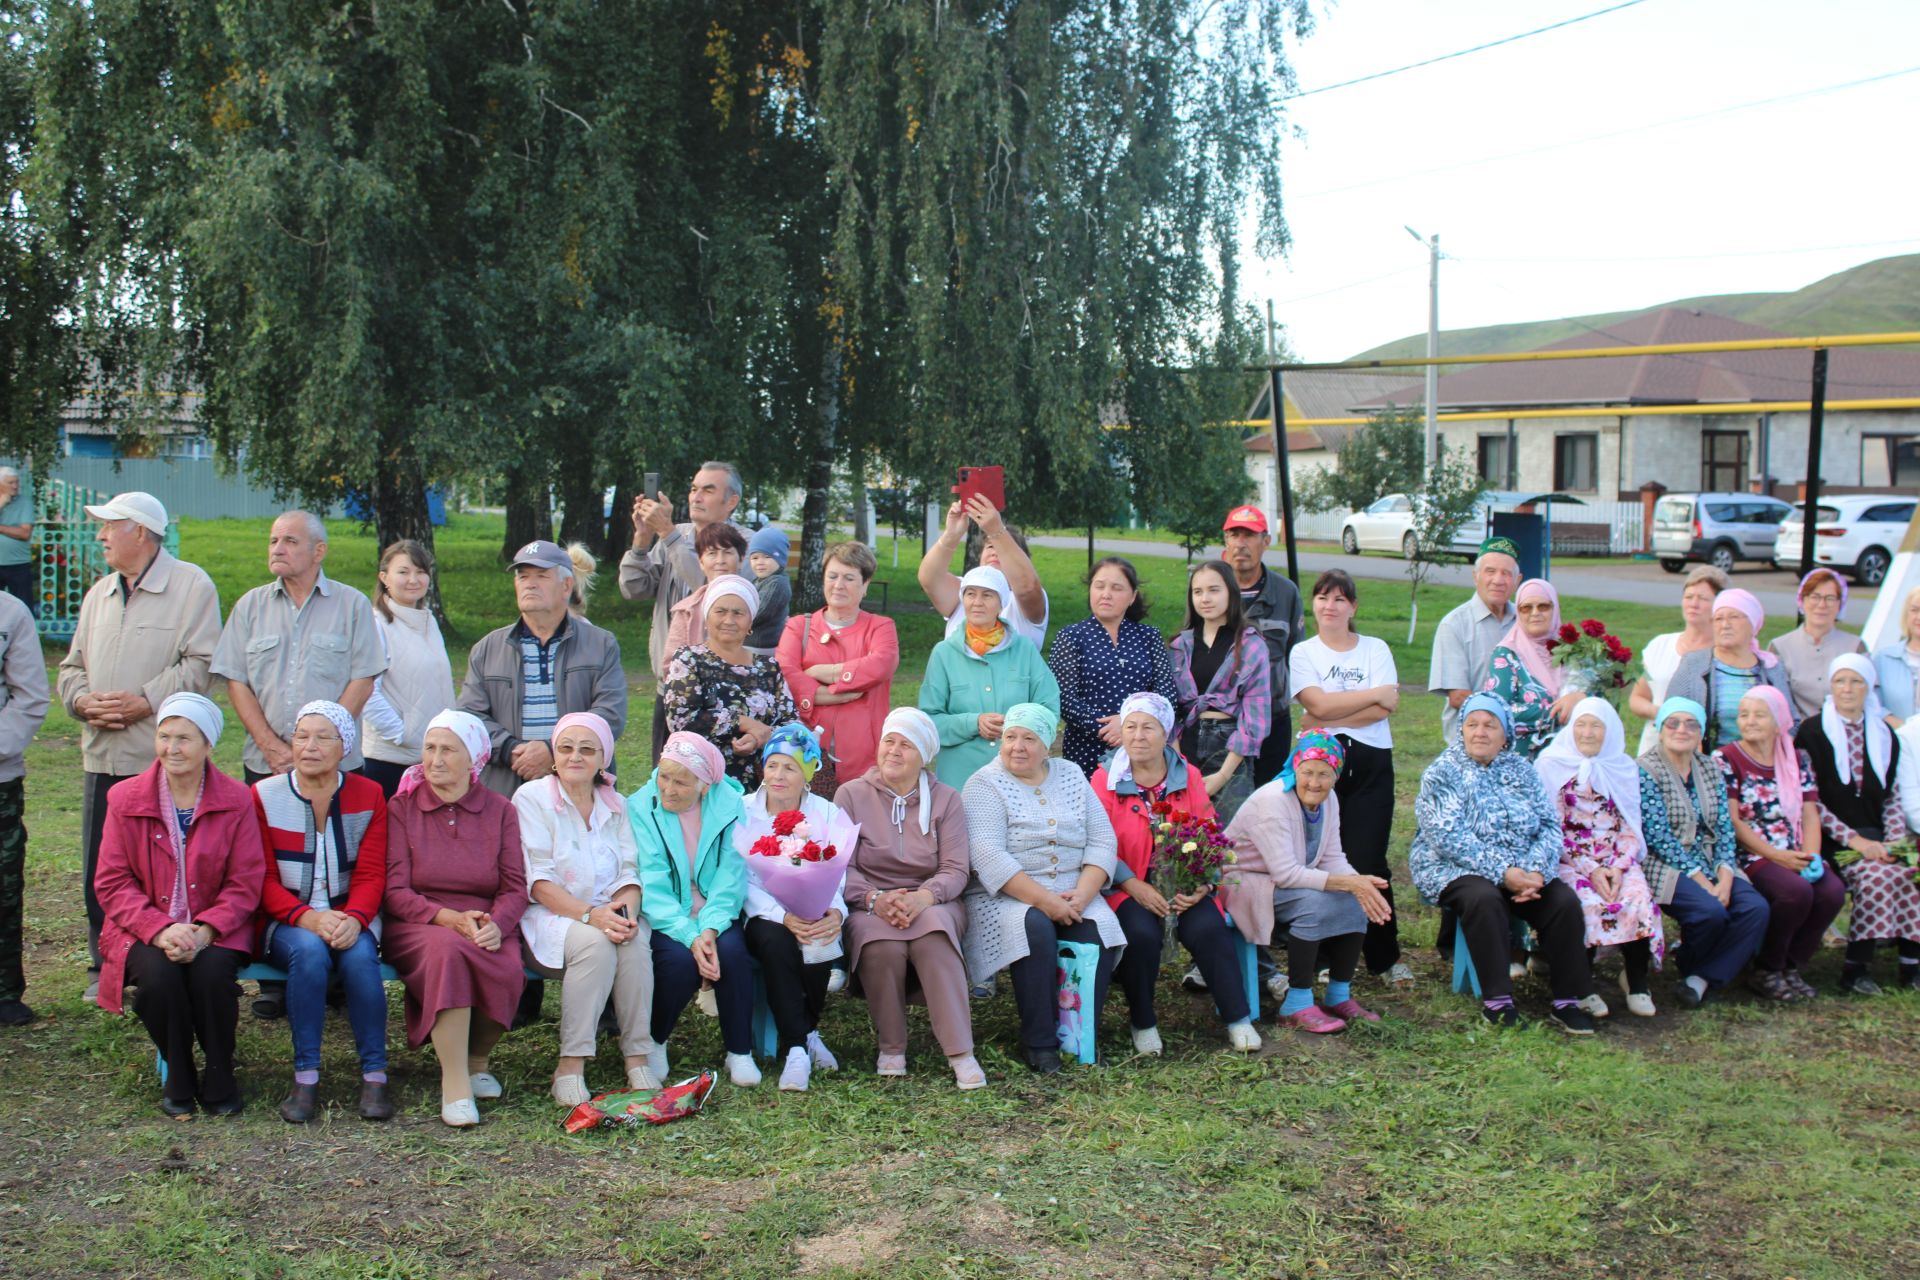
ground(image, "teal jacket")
xmin=917 ymin=629 xmax=1061 ymax=790
xmin=628 ymin=773 xmax=748 ymax=947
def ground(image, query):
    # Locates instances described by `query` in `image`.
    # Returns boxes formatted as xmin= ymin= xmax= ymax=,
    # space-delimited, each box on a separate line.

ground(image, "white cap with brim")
xmin=83 ymin=491 xmax=168 ymax=538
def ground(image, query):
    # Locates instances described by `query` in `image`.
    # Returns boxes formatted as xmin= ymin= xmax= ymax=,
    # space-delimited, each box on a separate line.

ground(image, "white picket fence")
xmin=1540 ymin=500 xmax=1645 ymax=555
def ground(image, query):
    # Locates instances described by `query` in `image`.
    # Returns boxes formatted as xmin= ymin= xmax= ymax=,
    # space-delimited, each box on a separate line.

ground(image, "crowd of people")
xmin=0 ymin=467 xmax=1914 ymax=1129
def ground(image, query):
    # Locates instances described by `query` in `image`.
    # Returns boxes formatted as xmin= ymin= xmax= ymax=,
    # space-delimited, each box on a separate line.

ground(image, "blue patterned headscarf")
xmin=1277 ymin=728 xmax=1346 ymax=794
xmin=1459 ymin=691 xmax=1515 ymax=744
xmin=762 ymin=721 xmax=822 ymax=782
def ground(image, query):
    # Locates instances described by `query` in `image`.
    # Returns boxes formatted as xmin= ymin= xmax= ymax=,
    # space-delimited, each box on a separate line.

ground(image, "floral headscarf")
xmin=295 ymin=699 xmax=357 ymax=758
xmin=762 ymin=721 xmax=822 ymax=783
xmin=1277 ymin=728 xmax=1346 ymax=794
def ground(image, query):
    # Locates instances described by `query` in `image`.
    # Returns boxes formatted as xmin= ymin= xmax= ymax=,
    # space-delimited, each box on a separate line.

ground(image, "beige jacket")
xmin=57 ymin=549 xmax=223 ymax=775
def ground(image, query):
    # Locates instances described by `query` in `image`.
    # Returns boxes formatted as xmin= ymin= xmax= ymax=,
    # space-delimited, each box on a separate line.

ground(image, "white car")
xmin=1774 ymin=495 xmax=1917 ymax=586
xmin=1340 ymin=491 xmax=1511 ymax=560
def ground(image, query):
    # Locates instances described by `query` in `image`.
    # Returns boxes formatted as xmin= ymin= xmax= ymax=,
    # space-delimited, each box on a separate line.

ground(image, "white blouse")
xmin=512 ymin=780 xmax=643 ymax=970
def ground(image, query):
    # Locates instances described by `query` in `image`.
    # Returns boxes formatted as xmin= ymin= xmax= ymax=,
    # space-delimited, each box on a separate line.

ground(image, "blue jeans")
xmin=266 ymin=923 xmax=389 ymax=1074
xmin=1665 ymin=876 xmax=1770 ymax=988
xmin=649 ymin=924 xmax=753 ymax=1055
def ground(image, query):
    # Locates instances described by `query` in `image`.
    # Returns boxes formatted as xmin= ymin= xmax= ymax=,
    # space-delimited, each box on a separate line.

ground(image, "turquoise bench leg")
xmin=749 ymin=964 xmax=779 ymax=1061
xmin=1218 ymin=911 xmax=1260 ymax=1022
xmin=1450 ymin=921 xmax=1481 ymax=996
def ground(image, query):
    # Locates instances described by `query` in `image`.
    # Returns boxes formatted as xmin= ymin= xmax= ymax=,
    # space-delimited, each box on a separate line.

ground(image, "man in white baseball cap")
xmin=57 ymin=491 xmax=223 ymax=1003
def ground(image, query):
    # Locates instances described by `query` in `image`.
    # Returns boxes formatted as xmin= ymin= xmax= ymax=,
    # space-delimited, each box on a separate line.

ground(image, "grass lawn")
xmin=2 ymin=513 xmax=1915 ymax=1279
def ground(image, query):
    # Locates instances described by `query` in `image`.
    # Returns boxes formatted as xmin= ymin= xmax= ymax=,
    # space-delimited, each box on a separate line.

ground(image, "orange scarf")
xmin=964 ymin=621 xmax=1006 ymax=656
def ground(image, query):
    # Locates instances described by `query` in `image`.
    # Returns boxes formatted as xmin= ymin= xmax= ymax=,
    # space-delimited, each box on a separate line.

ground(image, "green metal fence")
xmin=32 ymin=479 xmax=181 ymax=643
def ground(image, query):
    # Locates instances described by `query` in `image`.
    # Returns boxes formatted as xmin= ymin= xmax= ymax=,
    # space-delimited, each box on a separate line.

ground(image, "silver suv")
xmin=1653 ymin=492 xmax=1794 ymax=574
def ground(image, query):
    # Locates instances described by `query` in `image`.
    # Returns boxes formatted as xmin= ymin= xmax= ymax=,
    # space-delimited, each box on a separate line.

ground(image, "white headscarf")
xmin=878 ymin=707 xmax=940 ymax=834
xmin=1821 ymin=652 xmax=1892 ymax=788
xmin=156 ymin=692 xmax=223 ymax=748
xmin=1105 ymin=692 xmax=1176 ymax=792
xmin=1534 ymin=696 xmax=1642 ymax=835
xmin=956 ymin=565 xmax=1015 ymax=639
xmin=397 ymin=709 xmax=493 ymax=797
xmin=703 ymin=573 xmax=761 ymax=620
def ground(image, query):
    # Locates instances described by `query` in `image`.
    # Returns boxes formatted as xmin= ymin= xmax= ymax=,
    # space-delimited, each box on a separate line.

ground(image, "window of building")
xmin=1477 ymin=434 xmax=1510 ymax=486
xmin=1701 ymin=430 xmax=1750 ymax=493
xmin=1862 ymin=435 xmax=1920 ymax=487
xmin=1553 ymin=433 xmax=1597 ymax=493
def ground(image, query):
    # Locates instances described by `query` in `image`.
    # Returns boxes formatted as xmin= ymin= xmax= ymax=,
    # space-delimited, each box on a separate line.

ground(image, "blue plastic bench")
xmin=1220 ymin=912 xmax=1261 ymax=1023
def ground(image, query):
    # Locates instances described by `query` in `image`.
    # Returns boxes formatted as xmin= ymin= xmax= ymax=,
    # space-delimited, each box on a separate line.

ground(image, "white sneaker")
xmin=727 ymin=1052 xmax=763 ymax=1088
xmin=440 ymin=1098 xmax=480 ymax=1128
xmin=876 ymin=1053 xmax=908 ymax=1077
xmin=805 ymin=1029 xmax=838 ymax=1071
xmin=1180 ymin=965 xmax=1209 ymax=993
xmin=1264 ymin=971 xmax=1289 ymax=1000
xmin=695 ymin=986 xmax=719 ymax=1018
xmin=1226 ymin=1020 xmax=1262 ymax=1052
xmin=550 ymin=1073 xmax=591 ymax=1107
xmin=468 ymin=1072 xmax=503 ymax=1100
xmin=1579 ymin=993 xmax=1610 ymax=1019
xmin=625 ymin=1064 xmax=662 ymax=1092
xmin=1131 ymin=1025 xmax=1163 ymax=1056
xmin=1619 ymin=972 xmax=1656 ymax=1017
xmin=777 ymin=1046 xmax=811 ymax=1092
xmin=1385 ymin=962 xmax=1416 ymax=987
xmin=827 ymin=967 xmax=848 ymax=994
xmin=647 ymin=1041 xmax=670 ymax=1082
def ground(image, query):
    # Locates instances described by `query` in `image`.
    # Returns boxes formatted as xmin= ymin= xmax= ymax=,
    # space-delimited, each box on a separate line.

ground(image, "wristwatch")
xmin=580 ymin=909 xmax=593 ymax=924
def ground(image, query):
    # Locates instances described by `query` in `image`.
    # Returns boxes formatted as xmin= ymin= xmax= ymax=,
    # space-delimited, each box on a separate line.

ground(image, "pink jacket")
xmin=93 ymin=762 xmax=266 ymax=1014
xmin=775 ymin=609 xmax=900 ymax=780
xmin=1218 ymin=784 xmax=1353 ymax=945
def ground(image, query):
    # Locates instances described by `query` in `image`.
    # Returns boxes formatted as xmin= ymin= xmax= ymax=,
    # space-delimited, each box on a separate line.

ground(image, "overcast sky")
xmin=1253 ymin=0 xmax=1920 ymax=361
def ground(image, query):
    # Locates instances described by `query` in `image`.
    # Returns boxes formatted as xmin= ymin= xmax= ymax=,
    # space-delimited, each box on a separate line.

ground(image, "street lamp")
xmin=1405 ymin=226 xmax=1439 ymax=479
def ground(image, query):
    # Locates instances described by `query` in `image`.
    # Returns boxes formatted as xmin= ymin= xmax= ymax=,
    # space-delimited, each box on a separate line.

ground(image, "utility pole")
xmin=1406 ymin=227 xmax=1440 ymax=477
xmin=1266 ymin=300 xmax=1299 ymax=585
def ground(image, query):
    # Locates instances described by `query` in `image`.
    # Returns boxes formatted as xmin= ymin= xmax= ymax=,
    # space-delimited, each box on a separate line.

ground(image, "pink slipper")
xmin=1321 ymin=998 xmax=1380 ymax=1023
xmin=1279 ymin=1005 xmax=1347 ymax=1034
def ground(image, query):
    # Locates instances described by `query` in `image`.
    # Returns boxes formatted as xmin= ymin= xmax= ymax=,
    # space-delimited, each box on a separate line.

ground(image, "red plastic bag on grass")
xmin=562 ymin=1071 xmax=717 ymax=1132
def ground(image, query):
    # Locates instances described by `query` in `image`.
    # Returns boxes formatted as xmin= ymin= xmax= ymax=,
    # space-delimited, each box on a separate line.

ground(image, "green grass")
xmin=1 ymin=513 xmax=1915 ymax=1278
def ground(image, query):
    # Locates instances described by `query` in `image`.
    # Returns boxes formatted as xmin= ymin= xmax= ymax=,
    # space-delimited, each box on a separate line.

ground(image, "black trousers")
xmin=1438 ymin=875 xmax=1590 ymax=1003
xmin=0 ymin=779 xmax=24 ymax=1002
xmin=0 ymin=563 xmax=35 ymax=617
xmin=125 ymin=942 xmax=245 ymax=1104
xmin=1251 ymin=705 xmax=1294 ymax=787
xmin=1333 ymin=737 xmax=1399 ymax=973
xmin=1010 ymin=910 xmax=1117 ymax=1052
xmin=82 ymin=771 xmax=138 ymax=973
xmin=1285 ymin=932 xmax=1363 ymax=988
xmin=360 ymin=757 xmax=408 ymax=799
xmin=650 ymin=696 xmax=669 ymax=764
xmin=1113 ymin=896 xmax=1249 ymax=1028
xmin=744 ymin=917 xmax=833 ymax=1054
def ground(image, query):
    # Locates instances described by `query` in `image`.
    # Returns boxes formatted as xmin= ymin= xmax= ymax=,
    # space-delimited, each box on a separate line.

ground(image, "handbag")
xmin=1055 ymin=940 xmax=1101 ymax=1064
xmin=801 ymin=612 xmax=844 ymax=800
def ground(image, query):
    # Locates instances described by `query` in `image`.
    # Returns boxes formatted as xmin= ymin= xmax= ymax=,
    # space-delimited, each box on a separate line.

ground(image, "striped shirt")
xmin=518 ymin=627 xmax=560 ymax=745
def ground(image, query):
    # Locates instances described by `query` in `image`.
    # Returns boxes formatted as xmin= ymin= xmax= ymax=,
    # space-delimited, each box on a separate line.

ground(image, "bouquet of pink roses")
xmin=743 ymin=807 xmax=860 ymax=962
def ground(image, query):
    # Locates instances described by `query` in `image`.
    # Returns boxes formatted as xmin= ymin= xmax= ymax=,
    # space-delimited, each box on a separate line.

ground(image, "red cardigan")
xmin=1092 ymin=753 xmax=1218 ymax=911
xmin=775 ymin=608 xmax=900 ymax=780
xmin=93 ymin=762 xmax=265 ymax=1014
xmin=252 ymin=770 xmax=389 ymax=951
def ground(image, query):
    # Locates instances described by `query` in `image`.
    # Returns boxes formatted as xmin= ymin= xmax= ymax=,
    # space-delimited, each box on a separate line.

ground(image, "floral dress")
xmin=1481 ymin=645 xmax=1557 ymax=761
xmin=1551 ymin=777 xmax=1663 ymax=961
xmin=1713 ymin=744 xmax=1816 ymax=868
xmin=660 ymin=644 xmax=798 ymax=792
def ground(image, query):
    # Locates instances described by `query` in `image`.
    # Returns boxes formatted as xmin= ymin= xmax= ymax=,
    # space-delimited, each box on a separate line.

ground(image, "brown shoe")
xmin=357 ymin=1079 xmax=394 ymax=1121
xmin=278 ymin=1081 xmax=319 ymax=1123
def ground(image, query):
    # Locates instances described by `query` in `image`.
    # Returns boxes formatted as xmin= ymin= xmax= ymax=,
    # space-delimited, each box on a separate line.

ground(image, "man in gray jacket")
xmin=0 ymin=588 xmax=49 ymax=1024
xmin=618 ymin=461 xmax=740 ymax=760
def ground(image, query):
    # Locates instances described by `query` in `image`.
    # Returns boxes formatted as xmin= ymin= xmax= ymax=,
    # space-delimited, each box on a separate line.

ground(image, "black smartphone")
xmin=643 ymin=471 xmax=661 ymax=502
xmin=614 ymin=903 xmax=632 ymax=921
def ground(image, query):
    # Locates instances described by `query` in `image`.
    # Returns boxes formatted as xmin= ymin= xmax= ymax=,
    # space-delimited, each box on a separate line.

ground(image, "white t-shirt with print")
xmin=1289 ymin=633 xmax=1398 ymax=750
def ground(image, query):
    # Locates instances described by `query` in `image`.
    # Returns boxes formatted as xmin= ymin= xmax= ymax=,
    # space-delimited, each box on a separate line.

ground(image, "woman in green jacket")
xmin=919 ymin=566 xmax=1062 ymax=789
xmin=629 ymin=732 xmax=759 ymax=1087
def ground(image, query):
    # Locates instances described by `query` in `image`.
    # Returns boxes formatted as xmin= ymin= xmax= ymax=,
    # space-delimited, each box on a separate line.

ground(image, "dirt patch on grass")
xmin=793 ymin=1214 xmax=905 ymax=1274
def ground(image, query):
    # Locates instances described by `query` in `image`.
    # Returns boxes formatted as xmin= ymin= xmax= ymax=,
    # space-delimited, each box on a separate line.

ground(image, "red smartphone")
xmin=952 ymin=465 xmax=1006 ymax=511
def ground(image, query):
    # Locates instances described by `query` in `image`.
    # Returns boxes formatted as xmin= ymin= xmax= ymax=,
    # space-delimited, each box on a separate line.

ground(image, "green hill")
xmin=1348 ymin=253 xmax=1920 ymax=361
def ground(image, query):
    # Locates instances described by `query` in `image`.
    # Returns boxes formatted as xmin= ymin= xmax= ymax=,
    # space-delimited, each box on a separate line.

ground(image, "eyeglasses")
xmin=1803 ymin=593 xmax=1840 ymax=605
xmin=1663 ymin=719 xmax=1701 ymax=734
xmin=1515 ymin=603 xmax=1554 ymax=615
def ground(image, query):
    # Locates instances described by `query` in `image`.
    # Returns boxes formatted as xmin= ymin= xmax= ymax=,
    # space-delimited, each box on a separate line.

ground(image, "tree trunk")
xmin=501 ymin=462 xmax=550 ymax=562
xmin=606 ymin=479 xmax=635 ymax=560
xmin=850 ymin=444 xmax=871 ymax=546
xmin=796 ymin=344 xmax=841 ymax=613
xmin=555 ymin=444 xmax=602 ymax=553
xmin=369 ymin=464 xmax=441 ymax=625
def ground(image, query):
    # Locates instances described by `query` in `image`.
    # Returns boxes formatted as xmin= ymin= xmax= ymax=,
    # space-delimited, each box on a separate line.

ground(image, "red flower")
xmin=1615 ymin=645 xmax=1634 ymax=663
xmin=819 ymin=844 xmax=838 ymax=861
xmin=772 ymin=810 xmax=804 ymax=837
xmin=1149 ymin=801 xmax=1172 ymax=816
xmin=750 ymin=835 xmax=782 ymax=858
xmin=1558 ymin=624 xmax=1580 ymax=644
xmin=800 ymin=841 xmax=823 ymax=863
xmin=1544 ymin=639 xmax=1559 ymax=653
xmin=1171 ymin=810 xmax=1191 ymax=825
xmin=1581 ymin=618 xmax=1606 ymax=638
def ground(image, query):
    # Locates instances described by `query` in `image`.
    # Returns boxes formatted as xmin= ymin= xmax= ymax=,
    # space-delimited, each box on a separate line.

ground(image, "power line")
xmin=1459 ymin=236 xmax=1920 ymax=266
xmin=1295 ymin=64 xmax=1920 ymax=200
xmin=1276 ymin=264 xmax=1424 ymax=305
xmin=1283 ymin=1 xmax=1648 ymax=101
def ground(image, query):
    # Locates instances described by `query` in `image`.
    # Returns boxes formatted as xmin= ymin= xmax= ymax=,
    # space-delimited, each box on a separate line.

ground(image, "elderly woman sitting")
xmin=1410 ymin=693 xmax=1596 ymax=1031
xmin=254 ymin=701 xmax=392 ymax=1123
xmin=738 ymin=723 xmax=852 ymax=1093
xmin=631 ymin=732 xmax=759 ymax=1087
xmin=836 ymin=708 xmax=982 ymax=1088
xmin=961 ymin=703 xmax=1122 ymax=1073
xmin=1095 ymin=692 xmax=1257 ymax=1054
xmin=512 ymin=712 xmax=658 ymax=1108
xmin=95 ymin=693 xmax=265 ymax=1117
xmin=1637 ymin=697 xmax=1768 ymax=1007
xmin=1225 ymin=731 xmax=1391 ymax=1036
xmin=383 ymin=710 xmax=527 ymax=1128
xmin=1535 ymin=698 xmax=1663 ymax=1018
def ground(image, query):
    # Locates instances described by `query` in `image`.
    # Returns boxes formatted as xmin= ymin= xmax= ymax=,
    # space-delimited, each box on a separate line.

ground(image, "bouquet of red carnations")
xmin=1545 ymin=617 xmax=1635 ymax=702
xmin=742 ymin=807 xmax=860 ymax=962
xmin=1148 ymin=801 xmax=1235 ymax=900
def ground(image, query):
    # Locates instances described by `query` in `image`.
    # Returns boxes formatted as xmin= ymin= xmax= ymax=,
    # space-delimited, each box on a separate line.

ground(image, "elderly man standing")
xmin=0 ymin=467 xmax=35 ymax=616
xmin=1427 ymin=536 xmax=1520 ymax=744
xmin=1220 ymin=504 xmax=1303 ymax=787
xmin=618 ymin=462 xmax=740 ymax=759
xmin=0 ymin=586 xmax=49 ymax=1024
xmin=460 ymin=539 xmax=628 ymax=796
xmin=57 ymin=492 xmax=221 ymax=1004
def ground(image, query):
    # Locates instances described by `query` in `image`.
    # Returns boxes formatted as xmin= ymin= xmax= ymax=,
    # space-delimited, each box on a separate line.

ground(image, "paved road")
xmin=1025 ymin=535 xmax=1875 ymax=627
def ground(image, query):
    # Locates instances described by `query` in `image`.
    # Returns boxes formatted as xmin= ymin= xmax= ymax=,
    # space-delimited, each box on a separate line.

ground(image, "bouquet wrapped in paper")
xmin=742 ymin=807 xmax=860 ymax=963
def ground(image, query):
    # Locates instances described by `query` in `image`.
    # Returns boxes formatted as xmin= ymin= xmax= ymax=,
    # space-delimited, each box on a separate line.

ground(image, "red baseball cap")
xmin=1222 ymin=505 xmax=1269 ymax=534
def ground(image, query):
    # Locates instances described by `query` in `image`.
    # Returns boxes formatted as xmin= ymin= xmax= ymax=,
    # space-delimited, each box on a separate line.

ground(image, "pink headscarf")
xmin=1496 ymin=578 xmax=1563 ymax=697
xmin=1714 ymin=588 xmax=1778 ymax=666
xmin=396 ymin=709 xmax=493 ymax=798
xmin=548 ymin=712 xmax=624 ymax=815
xmin=659 ymin=731 xmax=727 ymax=787
xmin=1741 ymin=685 xmax=1805 ymax=844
